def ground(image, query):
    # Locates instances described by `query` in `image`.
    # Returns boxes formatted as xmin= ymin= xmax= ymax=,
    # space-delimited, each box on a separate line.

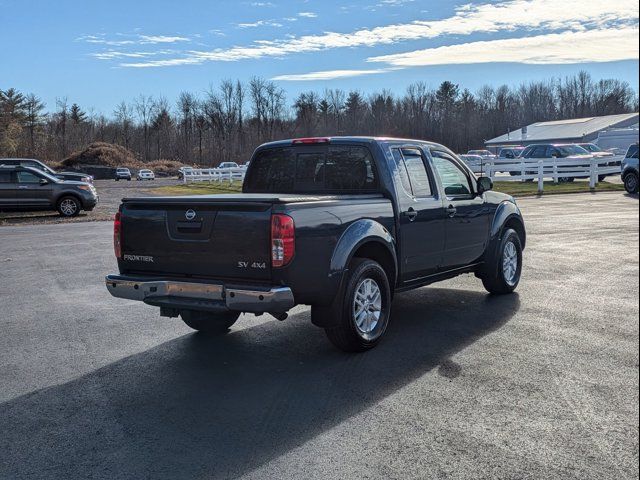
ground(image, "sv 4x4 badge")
xmin=238 ymin=261 xmax=266 ymax=269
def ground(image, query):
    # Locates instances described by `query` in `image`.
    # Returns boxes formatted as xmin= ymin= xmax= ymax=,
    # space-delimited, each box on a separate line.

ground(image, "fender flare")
xmin=490 ymin=201 xmax=526 ymax=249
xmin=329 ymin=219 xmax=397 ymax=282
xmin=312 ymin=220 xmax=397 ymax=329
xmin=481 ymin=201 xmax=526 ymax=277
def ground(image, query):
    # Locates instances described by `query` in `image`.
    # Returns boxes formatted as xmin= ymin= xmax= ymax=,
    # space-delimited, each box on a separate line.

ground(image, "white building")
xmin=485 ymin=113 xmax=639 ymax=153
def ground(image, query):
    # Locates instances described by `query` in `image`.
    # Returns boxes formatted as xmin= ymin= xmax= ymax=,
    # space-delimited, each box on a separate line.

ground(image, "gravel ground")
xmin=0 ymin=192 xmax=638 ymax=480
xmin=0 ymin=178 xmax=181 ymax=225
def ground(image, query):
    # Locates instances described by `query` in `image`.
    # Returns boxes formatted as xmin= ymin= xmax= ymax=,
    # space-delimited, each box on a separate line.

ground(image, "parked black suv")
xmin=0 ymin=165 xmax=98 ymax=216
xmin=0 ymin=158 xmax=93 ymax=183
xmin=106 ymin=137 xmax=526 ymax=352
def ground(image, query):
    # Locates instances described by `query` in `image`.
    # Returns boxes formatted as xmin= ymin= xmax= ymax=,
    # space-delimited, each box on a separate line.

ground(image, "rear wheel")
xmin=56 ymin=196 xmax=81 ymax=217
xmin=481 ymin=228 xmax=522 ymax=295
xmin=324 ymin=258 xmax=391 ymax=352
xmin=624 ymin=172 xmax=639 ymax=194
xmin=180 ymin=310 xmax=240 ymax=335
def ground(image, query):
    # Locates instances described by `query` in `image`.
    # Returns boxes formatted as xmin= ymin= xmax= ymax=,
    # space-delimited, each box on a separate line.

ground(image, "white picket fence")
xmin=480 ymin=156 xmax=623 ymax=193
xmin=182 ymin=167 xmax=246 ymax=184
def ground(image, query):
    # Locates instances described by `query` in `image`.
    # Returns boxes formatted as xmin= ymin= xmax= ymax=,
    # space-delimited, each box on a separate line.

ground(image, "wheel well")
xmin=352 ymin=241 xmax=397 ymax=287
xmin=504 ymin=217 xmax=526 ymax=249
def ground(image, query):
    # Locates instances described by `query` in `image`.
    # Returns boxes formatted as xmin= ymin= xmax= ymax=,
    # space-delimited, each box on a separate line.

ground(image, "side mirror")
xmin=477 ymin=176 xmax=493 ymax=195
xmin=39 ymin=178 xmax=49 ymax=185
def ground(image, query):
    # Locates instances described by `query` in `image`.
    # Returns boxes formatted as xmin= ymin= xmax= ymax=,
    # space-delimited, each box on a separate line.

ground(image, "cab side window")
xmin=17 ymin=171 xmax=41 ymax=183
xmin=0 ymin=171 xmax=13 ymax=183
xmin=430 ymin=151 xmax=473 ymax=197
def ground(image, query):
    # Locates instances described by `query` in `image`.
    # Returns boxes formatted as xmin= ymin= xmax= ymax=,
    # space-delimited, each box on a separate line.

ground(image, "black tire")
xmin=56 ymin=196 xmax=81 ymax=217
xmin=180 ymin=310 xmax=240 ymax=335
xmin=624 ymin=172 xmax=639 ymax=194
xmin=115 ymin=178 xmax=119 ymax=181
xmin=324 ymin=258 xmax=391 ymax=352
xmin=481 ymin=228 xmax=523 ymax=295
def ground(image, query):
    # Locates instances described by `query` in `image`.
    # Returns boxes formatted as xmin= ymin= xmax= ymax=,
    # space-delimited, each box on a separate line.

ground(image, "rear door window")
xmin=0 ymin=171 xmax=13 ymax=183
xmin=400 ymin=148 xmax=432 ymax=197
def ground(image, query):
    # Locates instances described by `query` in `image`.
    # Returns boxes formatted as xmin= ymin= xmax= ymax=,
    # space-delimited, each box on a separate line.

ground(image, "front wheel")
xmin=624 ymin=172 xmax=639 ymax=194
xmin=56 ymin=196 xmax=81 ymax=217
xmin=324 ymin=258 xmax=391 ymax=352
xmin=181 ymin=310 xmax=240 ymax=335
xmin=481 ymin=228 xmax=523 ymax=295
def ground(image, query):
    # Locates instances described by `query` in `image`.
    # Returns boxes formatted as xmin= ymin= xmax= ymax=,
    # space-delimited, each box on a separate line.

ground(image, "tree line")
xmin=1 ymin=71 xmax=637 ymax=166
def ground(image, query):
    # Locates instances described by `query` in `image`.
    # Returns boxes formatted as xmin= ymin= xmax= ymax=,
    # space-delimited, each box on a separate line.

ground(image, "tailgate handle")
xmin=176 ymin=221 xmax=203 ymax=232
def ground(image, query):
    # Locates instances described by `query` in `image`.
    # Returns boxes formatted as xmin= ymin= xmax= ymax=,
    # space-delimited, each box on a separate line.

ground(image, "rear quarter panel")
xmin=273 ymin=197 xmax=395 ymax=305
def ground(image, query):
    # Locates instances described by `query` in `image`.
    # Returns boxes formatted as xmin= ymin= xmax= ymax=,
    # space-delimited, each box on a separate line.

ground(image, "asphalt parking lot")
xmin=0 ymin=192 xmax=638 ymax=480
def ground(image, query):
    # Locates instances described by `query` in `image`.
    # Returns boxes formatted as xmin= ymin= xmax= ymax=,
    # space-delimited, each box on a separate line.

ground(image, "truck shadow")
xmin=1 ymin=287 xmax=519 ymax=479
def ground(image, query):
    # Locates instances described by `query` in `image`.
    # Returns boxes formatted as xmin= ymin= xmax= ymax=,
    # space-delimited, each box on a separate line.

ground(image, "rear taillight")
xmin=114 ymin=212 xmax=122 ymax=259
xmin=271 ymin=214 xmax=295 ymax=268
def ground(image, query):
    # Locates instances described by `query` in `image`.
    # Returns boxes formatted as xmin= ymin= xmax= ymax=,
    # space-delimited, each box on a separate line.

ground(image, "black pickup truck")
xmin=106 ymin=137 xmax=526 ymax=352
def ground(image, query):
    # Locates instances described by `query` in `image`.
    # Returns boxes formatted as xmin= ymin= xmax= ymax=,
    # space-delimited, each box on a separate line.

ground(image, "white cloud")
xmin=78 ymin=33 xmax=189 ymax=46
xmin=368 ymin=28 xmax=640 ymax=66
xmin=113 ymin=0 xmax=638 ymax=67
xmin=236 ymin=20 xmax=283 ymax=28
xmin=298 ymin=12 xmax=318 ymax=18
xmin=378 ymin=0 xmax=415 ymax=5
xmin=272 ymin=69 xmax=388 ymax=81
xmin=138 ymin=35 xmax=189 ymax=44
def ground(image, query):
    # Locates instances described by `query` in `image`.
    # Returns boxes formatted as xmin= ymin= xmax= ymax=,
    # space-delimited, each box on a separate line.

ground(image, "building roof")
xmin=485 ymin=112 xmax=639 ymax=146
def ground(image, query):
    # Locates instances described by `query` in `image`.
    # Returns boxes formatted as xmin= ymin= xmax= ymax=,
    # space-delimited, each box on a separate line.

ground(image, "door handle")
xmin=446 ymin=205 xmax=457 ymax=217
xmin=403 ymin=208 xmax=418 ymax=222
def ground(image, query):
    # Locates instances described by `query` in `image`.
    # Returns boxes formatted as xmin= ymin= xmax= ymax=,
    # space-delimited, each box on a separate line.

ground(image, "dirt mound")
xmin=145 ymin=159 xmax=188 ymax=176
xmin=61 ymin=142 xmax=140 ymax=169
xmin=58 ymin=142 xmax=187 ymax=178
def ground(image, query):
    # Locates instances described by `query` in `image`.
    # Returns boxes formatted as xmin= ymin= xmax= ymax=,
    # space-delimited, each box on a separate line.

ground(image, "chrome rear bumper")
xmin=105 ymin=274 xmax=294 ymax=314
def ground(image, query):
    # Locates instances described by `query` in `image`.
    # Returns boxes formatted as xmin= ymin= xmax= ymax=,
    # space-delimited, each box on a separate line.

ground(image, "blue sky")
xmin=1 ymin=0 xmax=638 ymax=114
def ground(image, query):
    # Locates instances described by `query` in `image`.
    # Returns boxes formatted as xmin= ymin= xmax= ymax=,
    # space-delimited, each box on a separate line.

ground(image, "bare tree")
xmin=135 ymin=94 xmax=154 ymax=161
xmin=113 ymin=101 xmax=133 ymax=150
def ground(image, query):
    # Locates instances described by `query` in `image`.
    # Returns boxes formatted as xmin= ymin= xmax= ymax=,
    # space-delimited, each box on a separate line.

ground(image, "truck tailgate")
xmin=119 ymin=197 xmax=273 ymax=281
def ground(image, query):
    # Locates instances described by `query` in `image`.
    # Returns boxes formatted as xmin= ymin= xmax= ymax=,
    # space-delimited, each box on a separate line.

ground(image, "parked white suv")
xmin=136 ymin=169 xmax=155 ymax=181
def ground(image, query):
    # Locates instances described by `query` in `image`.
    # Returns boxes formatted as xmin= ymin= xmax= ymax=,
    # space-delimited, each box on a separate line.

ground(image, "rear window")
xmin=244 ymin=146 xmax=378 ymax=193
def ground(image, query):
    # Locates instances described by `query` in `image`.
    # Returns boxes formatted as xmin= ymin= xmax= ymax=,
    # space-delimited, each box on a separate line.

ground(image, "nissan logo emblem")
xmin=185 ymin=209 xmax=197 ymax=221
